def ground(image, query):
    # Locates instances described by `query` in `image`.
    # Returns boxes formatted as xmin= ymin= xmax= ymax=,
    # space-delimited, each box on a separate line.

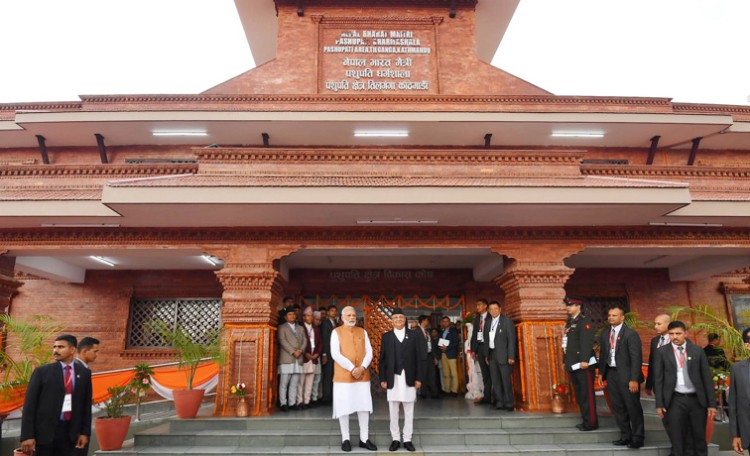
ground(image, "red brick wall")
xmin=8 ymin=270 xmax=222 ymax=371
xmin=566 ymin=267 xmax=731 ymax=362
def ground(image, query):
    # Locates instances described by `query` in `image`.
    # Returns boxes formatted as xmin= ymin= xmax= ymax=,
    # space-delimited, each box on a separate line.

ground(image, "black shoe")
xmin=575 ymin=423 xmax=584 ymax=430
xmin=612 ymin=439 xmax=631 ymax=446
xmin=298 ymin=404 xmax=307 ymax=410
xmin=477 ymin=399 xmax=490 ymax=405
xmin=341 ymin=440 xmax=351 ymax=452
xmin=578 ymin=424 xmax=598 ymax=431
xmin=389 ymin=440 xmax=400 ymax=451
xmin=280 ymin=405 xmax=288 ymax=412
xmin=404 ymin=441 xmax=416 ymax=452
xmin=289 ymin=404 xmax=299 ymax=411
xmin=505 ymin=406 xmax=515 ymax=411
xmin=359 ymin=439 xmax=378 ymax=451
xmin=627 ymin=441 xmax=644 ymax=449
xmin=495 ymin=404 xmax=504 ymax=410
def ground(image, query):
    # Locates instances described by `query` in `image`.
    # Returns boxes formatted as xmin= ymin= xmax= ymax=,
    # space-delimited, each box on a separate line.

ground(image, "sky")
xmin=0 ymin=0 xmax=748 ymax=105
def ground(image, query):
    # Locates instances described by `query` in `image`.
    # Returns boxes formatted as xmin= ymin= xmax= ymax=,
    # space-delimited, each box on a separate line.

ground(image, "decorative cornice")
xmin=315 ymin=16 xmax=443 ymax=26
xmin=3 ymin=226 xmax=750 ymax=245
xmin=0 ymin=101 xmax=82 ymax=112
xmin=582 ymin=164 xmax=750 ymax=179
xmin=215 ymin=270 xmax=279 ymax=291
xmin=673 ymin=103 xmax=750 ymax=116
xmin=196 ymin=148 xmax=584 ymax=165
xmin=0 ymin=163 xmax=198 ymax=178
xmin=275 ymin=0 xmax=477 ymax=8
xmin=77 ymin=94 xmax=675 ymax=109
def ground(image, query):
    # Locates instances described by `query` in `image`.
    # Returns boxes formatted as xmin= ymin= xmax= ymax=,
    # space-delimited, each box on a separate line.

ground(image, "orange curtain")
xmin=150 ymin=361 xmax=219 ymax=389
xmin=0 ymin=361 xmax=220 ymax=415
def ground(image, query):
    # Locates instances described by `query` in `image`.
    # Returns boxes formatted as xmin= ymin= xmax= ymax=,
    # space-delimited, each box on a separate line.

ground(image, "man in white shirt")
xmin=379 ymin=308 xmax=426 ymax=452
xmin=330 ymin=306 xmax=377 ymax=452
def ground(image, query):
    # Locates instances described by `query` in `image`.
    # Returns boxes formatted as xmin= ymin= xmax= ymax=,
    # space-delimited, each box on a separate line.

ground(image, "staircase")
xmin=97 ymin=398 xmax=719 ymax=456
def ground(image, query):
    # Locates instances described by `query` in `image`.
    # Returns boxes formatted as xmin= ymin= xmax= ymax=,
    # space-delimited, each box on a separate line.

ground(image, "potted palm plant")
xmin=147 ymin=321 xmax=223 ymax=418
xmin=95 ymin=385 xmax=134 ymax=450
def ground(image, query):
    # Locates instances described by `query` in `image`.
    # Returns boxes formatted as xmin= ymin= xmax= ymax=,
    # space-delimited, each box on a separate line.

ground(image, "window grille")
xmin=127 ymin=298 xmax=222 ymax=349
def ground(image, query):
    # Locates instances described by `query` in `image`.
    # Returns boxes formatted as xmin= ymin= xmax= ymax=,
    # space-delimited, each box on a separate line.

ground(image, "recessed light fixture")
xmin=41 ymin=223 xmax=120 ymax=228
xmin=201 ymin=255 xmax=219 ymax=266
xmin=551 ymin=132 xmax=605 ymax=138
xmin=152 ymin=130 xmax=208 ymax=137
xmin=649 ymin=222 xmax=723 ymax=227
xmin=354 ymin=131 xmax=409 ymax=138
xmin=90 ymin=256 xmax=115 ymax=267
xmin=357 ymin=219 xmax=438 ymax=225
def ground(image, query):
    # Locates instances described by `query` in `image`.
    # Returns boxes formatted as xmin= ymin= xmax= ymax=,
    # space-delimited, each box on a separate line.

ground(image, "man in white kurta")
xmin=330 ymin=306 xmax=377 ymax=452
xmin=379 ymin=308 xmax=425 ymax=452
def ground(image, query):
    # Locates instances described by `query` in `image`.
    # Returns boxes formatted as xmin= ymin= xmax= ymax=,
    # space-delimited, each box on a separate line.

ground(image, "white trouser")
xmin=388 ymin=401 xmax=415 ymax=442
xmin=311 ymin=366 xmax=322 ymax=401
xmin=279 ymin=373 xmax=300 ymax=406
xmin=338 ymin=411 xmax=370 ymax=442
xmin=297 ymin=372 xmax=314 ymax=405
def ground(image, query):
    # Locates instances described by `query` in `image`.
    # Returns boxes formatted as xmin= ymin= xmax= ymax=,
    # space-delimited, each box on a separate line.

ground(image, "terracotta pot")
xmin=551 ymin=394 xmax=565 ymax=414
xmin=94 ymin=416 xmax=131 ymax=451
xmin=14 ymin=449 xmax=28 ymax=456
xmin=173 ymin=388 xmax=205 ymax=418
xmin=236 ymin=396 xmax=249 ymax=417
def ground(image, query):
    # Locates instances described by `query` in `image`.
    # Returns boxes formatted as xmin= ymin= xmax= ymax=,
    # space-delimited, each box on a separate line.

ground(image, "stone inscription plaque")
xmin=317 ymin=17 xmax=440 ymax=94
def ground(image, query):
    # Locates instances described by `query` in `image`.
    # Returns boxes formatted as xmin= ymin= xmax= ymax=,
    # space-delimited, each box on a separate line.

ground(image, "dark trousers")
xmin=476 ymin=344 xmax=491 ymax=402
xmin=321 ymin=358 xmax=334 ymax=403
xmin=488 ymin=353 xmax=514 ymax=408
xmin=35 ymin=420 xmax=75 ymax=456
xmin=421 ymin=357 xmax=439 ymax=397
xmin=570 ymin=368 xmax=598 ymax=428
xmin=606 ymin=368 xmax=644 ymax=442
xmin=663 ymin=394 xmax=708 ymax=456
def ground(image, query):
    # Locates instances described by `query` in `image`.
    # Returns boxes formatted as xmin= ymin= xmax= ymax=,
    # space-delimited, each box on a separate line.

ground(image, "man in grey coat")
xmin=729 ymin=327 xmax=750 ymax=455
xmin=482 ymin=301 xmax=516 ymax=411
xmin=278 ymin=307 xmax=307 ymax=411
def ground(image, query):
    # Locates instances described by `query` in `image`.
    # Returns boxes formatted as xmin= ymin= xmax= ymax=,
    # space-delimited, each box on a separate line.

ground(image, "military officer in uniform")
xmin=563 ymin=296 xmax=598 ymax=431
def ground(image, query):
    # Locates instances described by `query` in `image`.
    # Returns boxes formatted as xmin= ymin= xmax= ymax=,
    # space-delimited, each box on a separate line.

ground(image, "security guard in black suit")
xmin=563 ymin=296 xmax=598 ymax=431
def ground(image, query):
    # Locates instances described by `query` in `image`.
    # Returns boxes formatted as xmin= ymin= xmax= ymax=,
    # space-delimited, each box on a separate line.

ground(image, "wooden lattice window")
xmin=126 ymin=297 xmax=222 ymax=349
xmin=580 ymin=296 xmax=630 ymax=333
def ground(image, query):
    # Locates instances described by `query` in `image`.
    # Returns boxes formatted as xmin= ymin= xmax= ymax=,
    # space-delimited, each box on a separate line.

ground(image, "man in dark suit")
xmin=729 ymin=327 xmax=750 ymax=455
xmin=438 ymin=316 xmax=459 ymax=396
xmin=482 ymin=301 xmax=516 ymax=411
xmin=562 ymin=296 xmax=598 ymax=431
xmin=320 ymin=304 xmax=338 ymax=404
xmin=379 ymin=308 xmax=426 ymax=452
xmin=21 ymin=334 xmax=93 ymax=456
xmin=417 ymin=315 xmax=439 ymax=398
xmin=598 ymin=304 xmax=645 ymax=448
xmin=469 ymin=298 xmax=492 ymax=404
xmin=654 ymin=321 xmax=716 ymax=456
xmin=645 ymin=314 xmax=671 ymax=395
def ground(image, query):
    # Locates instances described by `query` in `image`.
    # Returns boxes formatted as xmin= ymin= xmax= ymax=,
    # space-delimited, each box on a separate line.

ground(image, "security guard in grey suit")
xmin=563 ymin=296 xmax=598 ymax=431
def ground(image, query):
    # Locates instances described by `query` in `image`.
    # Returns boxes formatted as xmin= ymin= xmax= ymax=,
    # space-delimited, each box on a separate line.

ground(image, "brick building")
xmin=2 ymin=0 xmax=750 ymax=415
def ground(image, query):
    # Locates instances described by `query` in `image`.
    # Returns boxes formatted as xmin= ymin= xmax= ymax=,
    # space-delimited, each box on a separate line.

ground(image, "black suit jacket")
xmin=480 ymin=315 xmax=516 ymax=364
xmin=645 ymin=334 xmax=663 ymax=391
xmin=320 ymin=318 xmax=337 ymax=357
xmin=729 ymin=358 xmax=750 ymax=449
xmin=21 ymin=361 xmax=93 ymax=445
xmin=654 ymin=341 xmax=716 ymax=410
xmin=469 ymin=312 xmax=490 ymax=355
xmin=598 ymin=325 xmax=644 ymax=383
xmin=379 ymin=328 xmax=426 ymax=389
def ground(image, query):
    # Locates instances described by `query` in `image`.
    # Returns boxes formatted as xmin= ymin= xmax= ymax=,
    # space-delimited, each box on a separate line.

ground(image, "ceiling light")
xmin=354 ymin=131 xmax=409 ymax=138
xmin=152 ymin=130 xmax=208 ymax=137
xmin=357 ymin=219 xmax=438 ymax=225
xmin=41 ymin=223 xmax=120 ymax=228
xmin=649 ymin=222 xmax=723 ymax=227
xmin=90 ymin=256 xmax=115 ymax=267
xmin=551 ymin=132 xmax=605 ymax=138
xmin=201 ymin=255 xmax=218 ymax=266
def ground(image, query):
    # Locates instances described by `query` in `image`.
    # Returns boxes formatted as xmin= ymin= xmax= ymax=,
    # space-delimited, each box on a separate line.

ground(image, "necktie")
xmin=423 ymin=328 xmax=431 ymax=352
xmin=610 ymin=328 xmax=616 ymax=364
xmin=63 ymin=365 xmax=73 ymax=421
xmin=657 ymin=336 xmax=664 ymax=348
xmin=479 ymin=315 xmax=484 ymax=332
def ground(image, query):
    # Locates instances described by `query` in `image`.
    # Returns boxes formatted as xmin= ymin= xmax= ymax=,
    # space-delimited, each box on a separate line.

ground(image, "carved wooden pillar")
xmin=211 ymin=246 xmax=295 ymax=416
xmin=0 ymin=255 xmax=23 ymax=354
xmin=493 ymin=244 xmax=584 ymax=411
